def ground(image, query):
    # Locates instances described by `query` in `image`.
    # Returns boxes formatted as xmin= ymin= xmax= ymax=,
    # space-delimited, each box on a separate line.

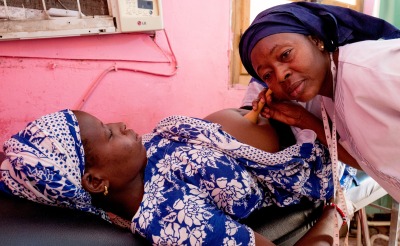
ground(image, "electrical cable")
xmin=74 ymin=28 xmax=178 ymax=110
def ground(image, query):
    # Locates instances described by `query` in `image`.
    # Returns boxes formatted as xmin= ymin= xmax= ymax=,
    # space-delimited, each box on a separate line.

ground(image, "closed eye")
xmin=109 ymin=128 xmax=113 ymax=139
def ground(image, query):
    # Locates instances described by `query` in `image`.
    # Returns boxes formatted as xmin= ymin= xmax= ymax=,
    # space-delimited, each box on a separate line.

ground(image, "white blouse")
xmin=324 ymin=38 xmax=400 ymax=202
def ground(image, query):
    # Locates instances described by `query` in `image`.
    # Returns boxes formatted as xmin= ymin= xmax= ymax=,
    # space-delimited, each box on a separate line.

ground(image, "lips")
xmin=133 ymin=132 xmax=142 ymax=142
xmin=133 ymin=132 xmax=139 ymax=141
xmin=287 ymin=80 xmax=305 ymax=99
xmin=127 ymin=129 xmax=138 ymax=140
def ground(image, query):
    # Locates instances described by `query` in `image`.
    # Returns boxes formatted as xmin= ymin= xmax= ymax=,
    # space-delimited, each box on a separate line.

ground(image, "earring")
xmin=104 ymin=186 xmax=108 ymax=196
xmin=320 ymin=45 xmax=324 ymax=50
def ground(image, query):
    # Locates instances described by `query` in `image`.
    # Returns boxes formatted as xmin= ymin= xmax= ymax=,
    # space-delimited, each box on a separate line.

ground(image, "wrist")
xmin=324 ymin=202 xmax=347 ymax=228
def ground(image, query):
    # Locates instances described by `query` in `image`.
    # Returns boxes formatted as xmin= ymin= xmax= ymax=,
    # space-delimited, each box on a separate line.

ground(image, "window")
xmin=230 ymin=0 xmax=364 ymax=86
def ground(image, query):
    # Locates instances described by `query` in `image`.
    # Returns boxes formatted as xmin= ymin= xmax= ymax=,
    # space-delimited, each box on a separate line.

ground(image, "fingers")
xmin=260 ymin=87 xmax=269 ymax=95
xmin=260 ymin=107 xmax=271 ymax=119
xmin=256 ymin=88 xmax=268 ymax=103
xmin=251 ymin=96 xmax=265 ymax=110
xmin=251 ymin=98 xmax=260 ymax=111
xmin=257 ymin=96 xmax=266 ymax=112
xmin=264 ymin=89 xmax=273 ymax=105
xmin=248 ymin=88 xmax=273 ymax=119
xmin=266 ymin=94 xmax=273 ymax=105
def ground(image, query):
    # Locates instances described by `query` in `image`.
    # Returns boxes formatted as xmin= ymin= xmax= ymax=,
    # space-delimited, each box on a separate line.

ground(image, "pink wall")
xmin=0 ymin=1 xmax=246 ymax=145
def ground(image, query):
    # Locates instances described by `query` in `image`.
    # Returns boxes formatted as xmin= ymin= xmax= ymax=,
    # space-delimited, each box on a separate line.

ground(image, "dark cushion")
xmin=244 ymin=199 xmax=323 ymax=245
xmin=0 ymin=152 xmax=323 ymax=245
xmin=0 ymin=191 xmax=149 ymax=246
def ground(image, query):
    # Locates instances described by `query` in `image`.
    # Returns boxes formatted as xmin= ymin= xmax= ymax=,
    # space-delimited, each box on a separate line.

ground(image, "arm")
xmin=294 ymin=204 xmax=344 ymax=246
xmin=254 ymin=210 xmax=340 ymax=246
xmin=254 ymin=232 xmax=276 ymax=246
xmin=254 ymin=205 xmax=345 ymax=246
xmin=259 ymin=100 xmax=361 ymax=170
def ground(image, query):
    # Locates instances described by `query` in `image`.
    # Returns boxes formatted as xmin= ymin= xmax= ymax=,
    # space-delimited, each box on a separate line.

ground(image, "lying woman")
xmin=0 ymin=108 xmax=352 ymax=245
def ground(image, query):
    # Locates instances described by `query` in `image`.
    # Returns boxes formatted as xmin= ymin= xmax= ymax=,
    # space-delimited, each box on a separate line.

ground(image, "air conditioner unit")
xmin=0 ymin=0 xmax=164 ymax=41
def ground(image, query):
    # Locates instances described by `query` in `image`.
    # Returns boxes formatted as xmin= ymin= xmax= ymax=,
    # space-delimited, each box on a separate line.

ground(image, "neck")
xmin=105 ymin=171 xmax=145 ymax=221
xmin=319 ymin=50 xmax=339 ymax=99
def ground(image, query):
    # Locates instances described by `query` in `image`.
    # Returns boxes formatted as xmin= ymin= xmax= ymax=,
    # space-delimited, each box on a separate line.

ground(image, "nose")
xmin=276 ymin=65 xmax=291 ymax=84
xmin=109 ymin=122 xmax=126 ymax=134
xmin=118 ymin=122 xmax=127 ymax=133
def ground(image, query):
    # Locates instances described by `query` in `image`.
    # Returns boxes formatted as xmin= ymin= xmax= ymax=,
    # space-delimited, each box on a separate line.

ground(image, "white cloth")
xmin=291 ymin=95 xmax=322 ymax=141
xmin=241 ymin=81 xmax=266 ymax=107
xmin=324 ymin=38 xmax=400 ymax=203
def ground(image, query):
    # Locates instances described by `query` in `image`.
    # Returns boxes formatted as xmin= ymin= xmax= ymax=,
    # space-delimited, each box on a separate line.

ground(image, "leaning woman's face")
xmin=250 ymin=33 xmax=330 ymax=102
xmin=75 ymin=111 xmax=147 ymax=189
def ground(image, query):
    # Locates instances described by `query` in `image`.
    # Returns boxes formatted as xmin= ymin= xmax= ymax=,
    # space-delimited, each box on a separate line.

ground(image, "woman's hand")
xmin=251 ymin=87 xmax=269 ymax=113
xmin=262 ymin=101 xmax=310 ymax=127
xmin=251 ymin=89 xmax=313 ymax=128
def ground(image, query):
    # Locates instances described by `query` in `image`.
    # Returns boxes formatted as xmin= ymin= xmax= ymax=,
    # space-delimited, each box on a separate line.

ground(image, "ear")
xmin=82 ymin=171 xmax=109 ymax=195
xmin=307 ymin=35 xmax=325 ymax=51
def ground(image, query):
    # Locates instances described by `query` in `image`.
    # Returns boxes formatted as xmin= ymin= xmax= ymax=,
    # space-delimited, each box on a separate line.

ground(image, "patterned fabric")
xmin=132 ymin=115 xmax=352 ymax=245
xmin=0 ymin=110 xmax=355 ymax=245
xmin=239 ymin=2 xmax=400 ymax=83
xmin=0 ymin=109 xmax=109 ymax=221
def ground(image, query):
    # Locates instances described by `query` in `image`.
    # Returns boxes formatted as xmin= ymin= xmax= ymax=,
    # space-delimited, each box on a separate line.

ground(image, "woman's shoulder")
xmin=339 ymin=38 xmax=400 ymax=65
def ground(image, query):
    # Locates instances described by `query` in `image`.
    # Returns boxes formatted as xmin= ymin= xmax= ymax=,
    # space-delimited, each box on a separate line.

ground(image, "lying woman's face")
xmin=74 ymin=111 xmax=147 ymax=189
xmin=250 ymin=33 xmax=330 ymax=102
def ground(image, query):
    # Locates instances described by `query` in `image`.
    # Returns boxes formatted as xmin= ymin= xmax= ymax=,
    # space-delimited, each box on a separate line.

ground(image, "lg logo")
xmin=137 ymin=21 xmax=147 ymax=26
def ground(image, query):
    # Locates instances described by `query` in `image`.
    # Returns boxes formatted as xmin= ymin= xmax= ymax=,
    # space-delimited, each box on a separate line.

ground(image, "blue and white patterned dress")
xmin=131 ymin=115 xmax=347 ymax=245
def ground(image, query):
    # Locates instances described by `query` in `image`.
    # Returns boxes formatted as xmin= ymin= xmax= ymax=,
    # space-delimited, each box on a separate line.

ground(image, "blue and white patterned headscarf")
xmin=0 ymin=109 xmax=109 ymax=221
